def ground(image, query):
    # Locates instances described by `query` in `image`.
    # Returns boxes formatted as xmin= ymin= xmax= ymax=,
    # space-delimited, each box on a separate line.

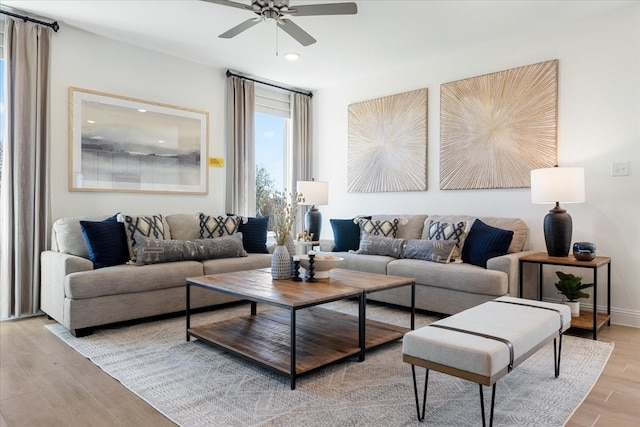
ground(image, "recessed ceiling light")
xmin=285 ymin=52 xmax=300 ymax=61
xmin=138 ymin=109 xmax=147 ymax=113
xmin=87 ymin=120 xmax=95 ymax=124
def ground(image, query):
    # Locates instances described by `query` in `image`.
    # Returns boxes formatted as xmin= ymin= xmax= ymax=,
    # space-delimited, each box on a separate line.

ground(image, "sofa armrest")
xmin=40 ymin=251 xmax=93 ymax=326
xmin=486 ymin=250 xmax=538 ymax=298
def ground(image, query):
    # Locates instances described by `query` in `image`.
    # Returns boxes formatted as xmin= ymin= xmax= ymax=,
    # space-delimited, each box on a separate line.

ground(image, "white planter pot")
xmin=565 ymin=301 xmax=580 ymax=317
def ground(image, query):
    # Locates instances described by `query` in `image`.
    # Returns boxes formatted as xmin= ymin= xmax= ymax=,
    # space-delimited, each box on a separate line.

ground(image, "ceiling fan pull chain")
xmin=275 ymin=22 xmax=279 ymax=56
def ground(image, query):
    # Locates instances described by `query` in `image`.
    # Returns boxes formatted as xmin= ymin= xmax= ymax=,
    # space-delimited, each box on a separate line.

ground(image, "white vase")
xmin=271 ymin=245 xmax=291 ymax=279
xmin=566 ymin=301 xmax=580 ymax=317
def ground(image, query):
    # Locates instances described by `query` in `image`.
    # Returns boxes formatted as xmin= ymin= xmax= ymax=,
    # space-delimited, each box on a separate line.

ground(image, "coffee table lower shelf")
xmin=188 ymin=306 xmax=409 ymax=383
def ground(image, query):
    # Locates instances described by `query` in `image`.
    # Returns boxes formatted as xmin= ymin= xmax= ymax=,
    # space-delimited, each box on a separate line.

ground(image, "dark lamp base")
xmin=543 ymin=204 xmax=573 ymax=257
xmin=305 ymin=206 xmax=322 ymax=241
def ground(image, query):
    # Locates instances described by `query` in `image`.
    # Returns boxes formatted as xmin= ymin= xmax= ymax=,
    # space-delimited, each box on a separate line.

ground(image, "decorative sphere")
xmin=573 ymin=242 xmax=596 ymax=261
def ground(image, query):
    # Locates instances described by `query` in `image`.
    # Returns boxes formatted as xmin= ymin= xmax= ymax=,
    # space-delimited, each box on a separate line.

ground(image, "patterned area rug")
xmin=46 ymin=301 xmax=613 ymax=427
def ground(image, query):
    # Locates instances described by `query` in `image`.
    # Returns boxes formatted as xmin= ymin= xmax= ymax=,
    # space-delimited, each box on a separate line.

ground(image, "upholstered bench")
xmin=402 ymin=296 xmax=571 ymax=426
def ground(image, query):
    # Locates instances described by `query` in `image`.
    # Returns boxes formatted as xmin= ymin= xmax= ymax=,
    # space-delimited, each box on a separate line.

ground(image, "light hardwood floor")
xmin=1 ymin=315 xmax=638 ymax=427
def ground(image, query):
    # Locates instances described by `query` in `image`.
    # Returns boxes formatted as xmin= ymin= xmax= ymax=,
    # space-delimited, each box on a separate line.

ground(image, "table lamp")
xmin=530 ymin=166 xmax=585 ymax=257
xmin=296 ymin=180 xmax=328 ymax=241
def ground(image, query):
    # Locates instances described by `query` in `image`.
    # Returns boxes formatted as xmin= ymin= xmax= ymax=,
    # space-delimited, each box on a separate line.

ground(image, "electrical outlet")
xmin=611 ymin=161 xmax=630 ymax=176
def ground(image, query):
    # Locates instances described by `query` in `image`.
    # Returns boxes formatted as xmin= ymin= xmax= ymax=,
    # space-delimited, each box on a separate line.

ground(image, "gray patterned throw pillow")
xmin=356 ymin=235 xmax=406 ymax=258
xmin=134 ymin=233 xmax=248 ymax=266
xmin=404 ymin=239 xmax=457 ymax=263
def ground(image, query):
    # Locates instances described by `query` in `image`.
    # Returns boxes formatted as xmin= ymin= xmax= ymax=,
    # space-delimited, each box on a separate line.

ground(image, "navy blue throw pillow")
xmin=80 ymin=214 xmax=129 ymax=269
xmin=238 ymin=216 xmax=269 ymax=253
xmin=330 ymin=217 xmax=371 ymax=252
xmin=461 ymin=219 xmax=514 ymax=268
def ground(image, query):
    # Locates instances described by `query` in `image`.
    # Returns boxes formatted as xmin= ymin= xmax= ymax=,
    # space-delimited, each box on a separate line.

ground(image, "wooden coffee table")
xmin=186 ymin=268 xmax=415 ymax=389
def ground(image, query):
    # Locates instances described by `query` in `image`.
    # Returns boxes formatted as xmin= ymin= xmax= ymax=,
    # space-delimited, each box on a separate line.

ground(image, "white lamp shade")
xmin=296 ymin=181 xmax=329 ymax=206
xmin=530 ymin=167 xmax=585 ymax=204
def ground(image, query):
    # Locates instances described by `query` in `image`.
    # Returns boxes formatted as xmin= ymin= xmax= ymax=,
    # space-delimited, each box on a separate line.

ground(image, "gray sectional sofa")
xmin=320 ymin=214 xmax=535 ymax=315
xmin=40 ymin=211 xmax=533 ymax=337
xmin=41 ymin=213 xmax=272 ymax=336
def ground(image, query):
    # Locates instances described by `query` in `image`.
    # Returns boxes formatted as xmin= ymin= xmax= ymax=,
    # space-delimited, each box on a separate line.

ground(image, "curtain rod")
xmin=0 ymin=9 xmax=60 ymax=32
xmin=226 ymin=69 xmax=312 ymax=97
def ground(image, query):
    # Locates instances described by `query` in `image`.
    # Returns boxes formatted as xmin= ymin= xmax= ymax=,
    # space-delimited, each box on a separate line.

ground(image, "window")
xmin=254 ymin=84 xmax=291 ymax=217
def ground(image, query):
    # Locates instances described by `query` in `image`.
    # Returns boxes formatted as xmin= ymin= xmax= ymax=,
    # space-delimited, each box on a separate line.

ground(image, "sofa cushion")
xmin=119 ymin=214 xmax=167 ymax=262
xmin=356 ymin=235 xmax=406 ymax=258
xmin=387 ymin=259 xmax=508 ymax=296
xmin=237 ymin=216 xmax=269 ymax=253
xmin=404 ymin=239 xmax=456 ymax=264
xmin=329 ymin=251 xmax=395 ymax=275
xmin=165 ymin=214 xmax=200 ymax=241
xmin=198 ymin=213 xmax=245 ymax=238
xmin=423 ymin=219 xmax=471 ymax=260
xmin=79 ymin=214 xmax=129 ymax=269
xmin=201 ymin=253 xmax=273 ymax=275
xmin=65 ymin=261 xmax=205 ymax=299
xmin=462 ymin=219 xmax=514 ymax=268
xmin=52 ymin=214 xmax=112 ymax=258
xmin=134 ymin=233 xmax=248 ymax=265
xmin=479 ymin=217 xmax=528 ymax=253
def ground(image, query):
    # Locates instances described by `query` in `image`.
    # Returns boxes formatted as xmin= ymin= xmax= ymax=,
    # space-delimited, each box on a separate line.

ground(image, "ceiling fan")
xmin=201 ymin=0 xmax=358 ymax=46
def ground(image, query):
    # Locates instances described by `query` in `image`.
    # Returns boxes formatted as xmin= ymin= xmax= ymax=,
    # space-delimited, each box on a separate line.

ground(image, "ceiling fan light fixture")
xmin=284 ymin=52 xmax=300 ymax=61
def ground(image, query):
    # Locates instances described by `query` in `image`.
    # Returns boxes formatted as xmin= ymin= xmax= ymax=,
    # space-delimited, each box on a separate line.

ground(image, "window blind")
xmin=255 ymin=83 xmax=290 ymax=118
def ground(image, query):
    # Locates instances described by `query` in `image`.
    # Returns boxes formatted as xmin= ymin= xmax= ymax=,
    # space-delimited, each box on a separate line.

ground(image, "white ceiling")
xmin=2 ymin=1 xmax=632 ymax=91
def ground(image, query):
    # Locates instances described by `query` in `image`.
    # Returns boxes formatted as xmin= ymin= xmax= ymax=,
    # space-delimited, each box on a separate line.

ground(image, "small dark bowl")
xmin=573 ymin=242 xmax=596 ymax=261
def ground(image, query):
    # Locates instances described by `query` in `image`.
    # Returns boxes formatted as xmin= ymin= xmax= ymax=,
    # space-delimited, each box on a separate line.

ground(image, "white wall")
xmin=313 ymin=5 xmax=640 ymax=326
xmin=48 ymin=26 xmax=228 ymax=221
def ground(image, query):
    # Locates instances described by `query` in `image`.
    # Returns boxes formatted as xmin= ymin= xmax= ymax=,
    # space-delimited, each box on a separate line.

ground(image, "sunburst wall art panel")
xmin=348 ymin=88 xmax=428 ymax=193
xmin=440 ymin=59 xmax=558 ymax=190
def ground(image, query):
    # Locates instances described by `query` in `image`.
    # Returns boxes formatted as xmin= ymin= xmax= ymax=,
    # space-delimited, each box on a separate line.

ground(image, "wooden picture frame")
xmin=69 ymin=87 xmax=209 ymax=194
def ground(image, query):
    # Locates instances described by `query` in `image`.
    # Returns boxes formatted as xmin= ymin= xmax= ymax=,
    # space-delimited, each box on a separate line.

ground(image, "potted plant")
xmin=554 ymin=271 xmax=594 ymax=317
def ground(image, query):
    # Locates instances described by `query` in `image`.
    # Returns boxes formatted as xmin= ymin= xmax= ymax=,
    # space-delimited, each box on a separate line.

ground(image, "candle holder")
xmin=292 ymin=259 xmax=302 ymax=281
xmin=306 ymin=252 xmax=317 ymax=282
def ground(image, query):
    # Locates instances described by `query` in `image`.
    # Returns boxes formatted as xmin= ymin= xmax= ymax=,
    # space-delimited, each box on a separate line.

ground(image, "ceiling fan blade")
xmin=288 ymin=2 xmax=357 ymax=17
xmin=277 ymin=19 xmax=317 ymax=46
xmin=200 ymin=0 xmax=254 ymax=12
xmin=219 ymin=18 xmax=261 ymax=39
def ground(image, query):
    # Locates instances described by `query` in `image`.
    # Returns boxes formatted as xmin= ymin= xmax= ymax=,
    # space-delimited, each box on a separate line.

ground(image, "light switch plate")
xmin=611 ymin=161 xmax=630 ymax=176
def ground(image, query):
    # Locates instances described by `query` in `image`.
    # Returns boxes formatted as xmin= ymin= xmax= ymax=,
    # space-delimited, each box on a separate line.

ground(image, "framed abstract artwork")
xmin=440 ymin=59 xmax=558 ymax=190
xmin=348 ymin=88 xmax=428 ymax=193
xmin=69 ymin=87 xmax=209 ymax=194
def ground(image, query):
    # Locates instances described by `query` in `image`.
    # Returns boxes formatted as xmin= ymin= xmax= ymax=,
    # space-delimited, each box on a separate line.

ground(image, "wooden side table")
xmin=519 ymin=252 xmax=611 ymax=340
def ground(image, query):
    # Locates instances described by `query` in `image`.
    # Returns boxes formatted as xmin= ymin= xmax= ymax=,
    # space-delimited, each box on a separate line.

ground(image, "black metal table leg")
xmin=251 ymin=301 xmax=257 ymax=316
xmin=359 ymin=293 xmax=365 ymax=362
xmin=186 ymin=282 xmax=191 ymax=341
xmin=593 ymin=265 xmax=598 ymax=340
xmin=411 ymin=282 xmax=416 ymax=330
xmin=290 ymin=308 xmax=297 ymax=390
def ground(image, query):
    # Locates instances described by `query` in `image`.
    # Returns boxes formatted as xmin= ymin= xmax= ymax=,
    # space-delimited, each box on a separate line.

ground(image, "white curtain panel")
xmin=291 ymin=92 xmax=312 ymax=235
xmin=0 ymin=18 xmax=52 ymax=319
xmin=224 ymin=75 xmax=255 ymax=217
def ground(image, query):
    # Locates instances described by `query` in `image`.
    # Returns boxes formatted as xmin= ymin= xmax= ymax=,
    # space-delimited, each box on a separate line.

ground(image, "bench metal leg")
xmin=479 ymin=383 xmax=497 ymax=427
xmin=410 ymin=365 xmax=428 ymax=422
xmin=554 ymin=333 xmax=564 ymax=378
